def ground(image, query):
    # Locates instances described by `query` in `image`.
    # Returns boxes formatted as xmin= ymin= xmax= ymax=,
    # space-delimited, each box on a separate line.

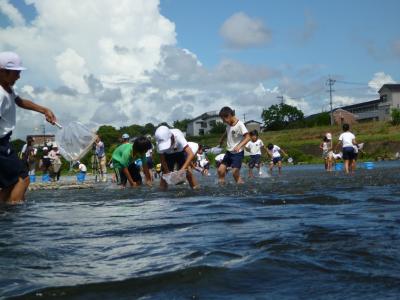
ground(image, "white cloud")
xmin=0 ymin=0 xmax=25 ymax=26
xmin=55 ymin=48 xmax=89 ymax=94
xmin=220 ymin=12 xmax=271 ymax=49
xmin=368 ymin=72 xmax=396 ymax=91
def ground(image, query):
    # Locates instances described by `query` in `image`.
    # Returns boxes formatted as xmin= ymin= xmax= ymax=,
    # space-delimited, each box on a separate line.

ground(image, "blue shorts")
xmin=0 ymin=132 xmax=28 ymax=188
xmin=221 ymin=151 xmax=244 ymax=169
xmin=272 ymin=157 xmax=282 ymax=165
xmin=164 ymin=151 xmax=186 ymax=171
xmin=248 ymin=154 xmax=261 ymax=168
xmin=342 ymin=147 xmax=355 ymax=160
xmin=146 ymin=157 xmax=154 ymax=169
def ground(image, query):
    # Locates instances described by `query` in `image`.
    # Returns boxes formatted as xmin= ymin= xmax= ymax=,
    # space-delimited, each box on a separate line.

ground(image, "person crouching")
xmin=111 ymin=136 xmax=152 ymax=188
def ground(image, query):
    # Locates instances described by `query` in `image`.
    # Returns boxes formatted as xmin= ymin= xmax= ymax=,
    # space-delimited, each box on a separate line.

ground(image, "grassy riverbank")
xmin=190 ymin=121 xmax=400 ymax=164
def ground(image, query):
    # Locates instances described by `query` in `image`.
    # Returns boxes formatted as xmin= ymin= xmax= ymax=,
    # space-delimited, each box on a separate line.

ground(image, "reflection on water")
xmin=1 ymin=162 xmax=400 ymax=299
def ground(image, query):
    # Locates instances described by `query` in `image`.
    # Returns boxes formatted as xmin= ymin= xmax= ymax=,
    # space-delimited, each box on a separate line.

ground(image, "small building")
xmin=339 ymin=99 xmax=382 ymax=122
xmin=245 ymin=120 xmax=262 ymax=133
xmin=186 ymin=111 xmax=222 ymax=136
xmin=332 ymin=109 xmax=357 ymax=125
xmin=378 ymin=84 xmax=400 ymax=121
xmin=26 ymin=134 xmax=55 ymax=148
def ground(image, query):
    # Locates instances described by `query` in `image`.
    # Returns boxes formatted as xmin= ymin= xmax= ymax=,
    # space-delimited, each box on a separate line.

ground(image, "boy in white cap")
xmin=155 ymin=125 xmax=198 ymax=189
xmin=0 ymin=52 xmax=57 ymax=203
xmin=217 ymin=106 xmax=250 ymax=184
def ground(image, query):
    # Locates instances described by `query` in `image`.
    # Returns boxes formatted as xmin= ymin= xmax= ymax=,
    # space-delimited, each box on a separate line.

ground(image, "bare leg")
xmin=232 ymin=168 xmax=244 ymax=184
xmin=248 ymin=167 xmax=253 ymax=178
xmin=0 ymin=177 xmax=30 ymax=204
xmin=186 ymin=169 xmax=199 ymax=189
xmin=278 ymin=161 xmax=282 ymax=175
xmin=217 ymin=164 xmax=227 ymax=184
xmin=269 ymin=162 xmax=273 ymax=175
xmin=344 ymin=159 xmax=350 ymax=174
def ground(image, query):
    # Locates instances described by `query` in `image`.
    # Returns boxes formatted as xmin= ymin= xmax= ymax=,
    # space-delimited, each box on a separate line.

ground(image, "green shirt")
xmin=112 ymin=143 xmax=146 ymax=169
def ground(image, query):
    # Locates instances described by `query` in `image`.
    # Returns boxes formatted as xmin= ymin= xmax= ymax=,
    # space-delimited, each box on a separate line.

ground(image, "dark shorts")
xmin=146 ymin=157 xmax=154 ymax=169
xmin=165 ymin=151 xmax=186 ymax=171
xmin=272 ymin=157 xmax=282 ymax=165
xmin=342 ymin=147 xmax=355 ymax=160
xmin=0 ymin=133 xmax=28 ymax=189
xmin=221 ymin=151 xmax=244 ymax=169
xmin=248 ymin=154 xmax=261 ymax=168
xmin=115 ymin=163 xmax=142 ymax=185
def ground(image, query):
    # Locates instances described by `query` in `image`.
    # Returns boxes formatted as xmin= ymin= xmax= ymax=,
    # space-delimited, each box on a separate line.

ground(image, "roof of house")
xmin=378 ymin=84 xmax=400 ymax=93
xmin=245 ymin=120 xmax=262 ymax=125
xmin=189 ymin=111 xmax=219 ymax=122
xmin=337 ymin=99 xmax=381 ymax=111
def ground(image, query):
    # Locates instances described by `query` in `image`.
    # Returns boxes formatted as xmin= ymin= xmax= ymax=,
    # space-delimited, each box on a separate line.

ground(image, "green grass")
xmin=189 ymin=121 xmax=400 ymax=164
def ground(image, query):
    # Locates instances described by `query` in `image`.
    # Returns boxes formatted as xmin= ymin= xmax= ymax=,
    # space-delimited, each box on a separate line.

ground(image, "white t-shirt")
xmin=0 ymin=86 xmax=17 ymax=138
xmin=246 ymin=139 xmax=264 ymax=155
xmin=79 ymin=163 xmax=87 ymax=172
xmin=187 ymin=141 xmax=199 ymax=155
xmin=162 ymin=128 xmax=188 ymax=154
xmin=226 ymin=120 xmax=248 ymax=152
xmin=338 ymin=132 xmax=355 ymax=148
xmin=270 ymin=145 xmax=281 ymax=158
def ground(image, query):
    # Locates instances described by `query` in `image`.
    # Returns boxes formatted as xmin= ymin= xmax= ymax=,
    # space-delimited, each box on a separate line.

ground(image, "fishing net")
xmin=162 ymin=171 xmax=186 ymax=185
xmin=55 ymin=121 xmax=97 ymax=162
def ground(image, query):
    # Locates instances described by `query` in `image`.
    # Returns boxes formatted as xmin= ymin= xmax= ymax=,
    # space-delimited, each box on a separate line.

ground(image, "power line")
xmin=335 ymin=80 xmax=369 ymax=86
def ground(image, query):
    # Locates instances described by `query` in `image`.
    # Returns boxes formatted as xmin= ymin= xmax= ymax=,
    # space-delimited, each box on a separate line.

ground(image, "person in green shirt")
xmin=112 ymin=135 xmax=152 ymax=187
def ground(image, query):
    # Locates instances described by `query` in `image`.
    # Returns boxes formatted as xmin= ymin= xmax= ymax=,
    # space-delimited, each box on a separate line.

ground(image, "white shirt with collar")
xmin=226 ymin=120 xmax=248 ymax=152
xmin=0 ymin=85 xmax=17 ymax=138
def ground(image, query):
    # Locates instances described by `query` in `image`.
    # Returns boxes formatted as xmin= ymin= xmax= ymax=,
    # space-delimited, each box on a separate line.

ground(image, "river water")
xmin=1 ymin=162 xmax=400 ymax=299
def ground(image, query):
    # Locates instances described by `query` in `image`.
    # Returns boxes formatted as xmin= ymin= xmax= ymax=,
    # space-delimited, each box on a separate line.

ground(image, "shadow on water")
xmin=1 ymin=161 xmax=400 ymax=299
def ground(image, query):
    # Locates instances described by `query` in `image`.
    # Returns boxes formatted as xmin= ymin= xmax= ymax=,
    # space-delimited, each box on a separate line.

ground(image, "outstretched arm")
xmin=15 ymin=97 xmax=56 ymax=124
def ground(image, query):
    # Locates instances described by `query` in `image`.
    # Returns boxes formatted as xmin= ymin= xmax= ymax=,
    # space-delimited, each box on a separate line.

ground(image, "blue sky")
xmin=0 ymin=0 xmax=399 ymax=137
xmin=160 ymin=0 xmax=399 ymax=87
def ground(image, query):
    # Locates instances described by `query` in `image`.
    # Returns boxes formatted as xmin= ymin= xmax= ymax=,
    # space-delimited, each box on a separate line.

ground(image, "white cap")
xmin=155 ymin=126 xmax=172 ymax=153
xmin=0 ymin=52 xmax=26 ymax=71
xmin=122 ymin=133 xmax=129 ymax=139
xmin=326 ymin=132 xmax=332 ymax=140
xmin=52 ymin=142 xmax=58 ymax=148
xmin=42 ymin=147 xmax=48 ymax=151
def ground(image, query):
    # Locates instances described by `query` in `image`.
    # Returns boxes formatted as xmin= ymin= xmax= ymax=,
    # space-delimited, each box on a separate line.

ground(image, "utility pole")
xmin=42 ymin=124 xmax=46 ymax=147
xmin=277 ymin=95 xmax=284 ymax=105
xmin=243 ymin=113 xmax=246 ymax=122
xmin=326 ymin=77 xmax=336 ymax=125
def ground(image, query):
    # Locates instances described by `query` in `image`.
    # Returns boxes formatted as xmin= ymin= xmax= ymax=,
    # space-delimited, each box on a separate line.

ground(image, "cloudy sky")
xmin=0 ymin=0 xmax=399 ymax=138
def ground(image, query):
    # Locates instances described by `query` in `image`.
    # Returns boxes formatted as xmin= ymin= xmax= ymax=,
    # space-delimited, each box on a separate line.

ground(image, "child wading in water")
xmin=217 ymin=106 xmax=250 ymax=184
xmin=320 ymin=136 xmax=333 ymax=171
xmin=245 ymin=130 xmax=266 ymax=178
xmin=267 ymin=143 xmax=288 ymax=175
xmin=0 ymin=52 xmax=57 ymax=203
xmin=336 ymin=123 xmax=357 ymax=174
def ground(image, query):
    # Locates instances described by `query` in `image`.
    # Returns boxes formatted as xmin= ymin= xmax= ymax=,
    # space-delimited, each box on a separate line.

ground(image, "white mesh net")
xmin=55 ymin=122 xmax=97 ymax=162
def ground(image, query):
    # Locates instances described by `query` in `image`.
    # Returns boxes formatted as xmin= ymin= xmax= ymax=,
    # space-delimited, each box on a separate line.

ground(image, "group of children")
xmin=109 ymin=106 xmax=289 ymax=190
xmin=320 ymin=123 xmax=361 ymax=174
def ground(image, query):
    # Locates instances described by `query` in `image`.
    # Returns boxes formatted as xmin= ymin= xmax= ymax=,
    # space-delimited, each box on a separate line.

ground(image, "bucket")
xmin=42 ymin=174 xmax=50 ymax=182
xmin=335 ymin=163 xmax=343 ymax=171
xmin=29 ymin=175 xmax=36 ymax=183
xmin=76 ymin=172 xmax=86 ymax=183
xmin=363 ymin=161 xmax=375 ymax=170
